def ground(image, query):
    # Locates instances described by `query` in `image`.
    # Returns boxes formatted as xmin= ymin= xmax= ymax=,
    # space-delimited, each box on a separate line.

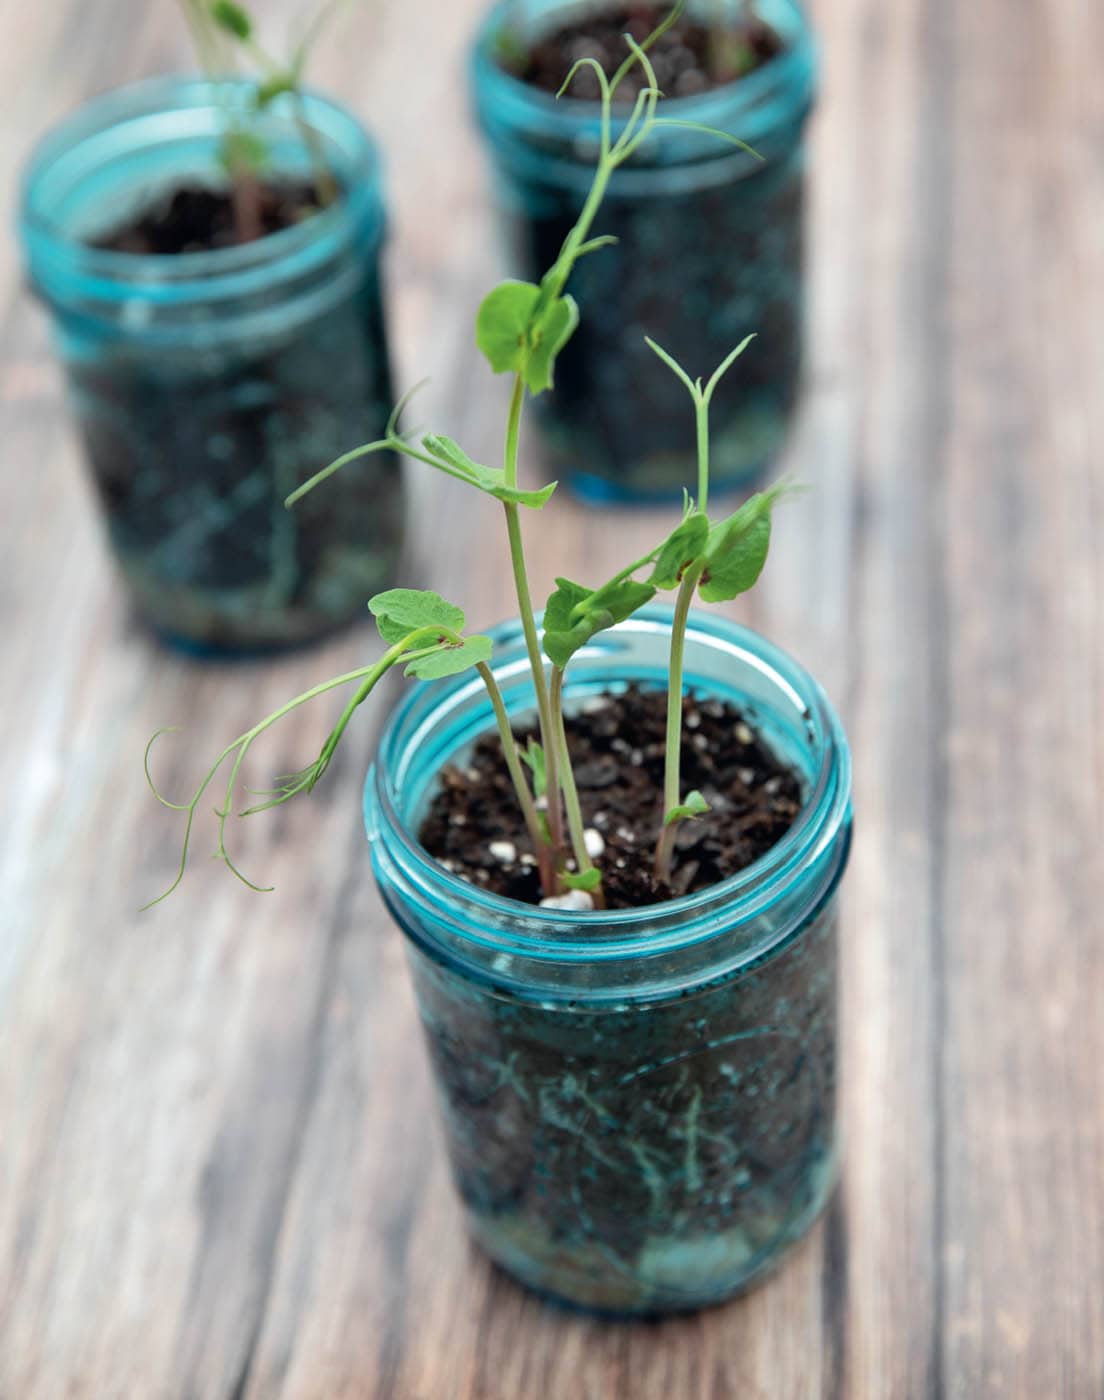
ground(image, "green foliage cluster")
xmin=146 ymin=3 xmax=791 ymax=909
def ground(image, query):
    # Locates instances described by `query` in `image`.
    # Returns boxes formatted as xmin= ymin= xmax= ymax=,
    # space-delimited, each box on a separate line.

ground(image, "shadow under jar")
xmin=472 ymin=0 xmax=817 ymax=504
xmin=366 ymin=609 xmax=852 ymax=1315
xmin=20 ymin=78 xmax=403 ymax=654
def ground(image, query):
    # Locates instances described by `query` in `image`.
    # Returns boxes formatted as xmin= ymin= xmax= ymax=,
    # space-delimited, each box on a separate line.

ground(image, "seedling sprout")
xmin=146 ymin=3 xmax=791 ymax=910
xmin=180 ymin=0 xmax=346 ymax=240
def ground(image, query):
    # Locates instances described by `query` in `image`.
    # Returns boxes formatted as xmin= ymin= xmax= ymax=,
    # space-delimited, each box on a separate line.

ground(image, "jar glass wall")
xmin=366 ymin=610 xmax=851 ymax=1313
xmin=472 ymin=0 xmax=817 ymax=503
xmin=20 ymin=78 xmax=403 ymax=653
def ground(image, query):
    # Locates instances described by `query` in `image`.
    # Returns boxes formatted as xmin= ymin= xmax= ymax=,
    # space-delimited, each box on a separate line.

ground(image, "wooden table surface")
xmin=3 ymin=0 xmax=1102 ymax=1395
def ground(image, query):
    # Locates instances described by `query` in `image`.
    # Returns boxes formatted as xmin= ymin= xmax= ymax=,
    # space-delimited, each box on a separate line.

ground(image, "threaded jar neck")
xmin=471 ymin=0 xmax=817 ymax=189
xmin=20 ymin=77 xmax=385 ymax=332
xmin=365 ymin=609 xmax=851 ymax=1004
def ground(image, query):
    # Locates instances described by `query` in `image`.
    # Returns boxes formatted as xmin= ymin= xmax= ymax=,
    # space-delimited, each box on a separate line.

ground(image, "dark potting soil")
xmin=508 ymin=3 xmax=782 ymax=102
xmin=419 ymin=684 xmax=802 ymax=911
xmin=93 ymin=179 xmax=324 ymax=255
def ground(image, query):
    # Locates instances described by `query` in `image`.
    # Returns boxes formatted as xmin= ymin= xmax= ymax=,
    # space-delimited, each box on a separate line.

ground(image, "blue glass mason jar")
xmin=19 ymin=78 xmax=403 ymax=653
xmin=472 ymin=0 xmax=817 ymax=503
xmin=366 ymin=609 xmax=851 ymax=1314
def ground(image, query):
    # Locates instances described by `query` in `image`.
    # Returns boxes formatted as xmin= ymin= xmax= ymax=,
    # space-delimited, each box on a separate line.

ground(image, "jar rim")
xmin=19 ymin=76 xmax=383 ymax=309
xmin=470 ymin=0 xmax=817 ymax=162
xmin=366 ymin=609 xmax=851 ymax=970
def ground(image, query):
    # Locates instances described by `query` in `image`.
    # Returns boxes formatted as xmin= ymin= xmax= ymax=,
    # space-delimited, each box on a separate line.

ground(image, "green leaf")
xmin=588 ymin=577 xmax=656 ymax=624
xmin=404 ymin=635 xmax=493 ymax=680
xmin=542 ymin=576 xmax=655 ymax=668
xmin=543 ymin=578 xmax=596 ymax=668
xmin=210 ymin=0 xmax=252 ymax=40
xmin=562 ymin=868 xmax=602 ymax=892
xmin=699 ymin=516 xmax=770 ymax=603
xmin=524 ymin=293 xmax=578 ymax=393
xmin=649 ymin=512 xmax=709 ymax=590
xmin=476 ymin=280 xmax=540 ymax=375
xmin=522 ymin=738 xmax=547 ymax=799
xmin=419 ymin=433 xmax=557 ymax=509
xmin=698 ymin=486 xmax=787 ymax=603
xmin=255 ymin=72 xmax=296 ymax=107
xmin=543 ymin=577 xmax=592 ymax=635
xmin=369 ymin=589 xmax=465 ymax=646
xmin=419 ymin=435 xmax=482 ymax=474
xmin=218 ymin=129 xmax=267 ymax=175
xmin=665 ymin=790 xmax=710 ymax=826
xmin=544 ymin=618 xmax=605 ymax=668
xmin=474 ymin=280 xmax=579 ymax=394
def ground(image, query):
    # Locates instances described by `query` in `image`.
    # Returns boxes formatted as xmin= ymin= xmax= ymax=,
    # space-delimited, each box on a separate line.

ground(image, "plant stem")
xmin=657 ymin=330 xmax=724 ymax=882
xmin=501 ymin=373 xmax=563 ymax=857
xmin=476 ymin=662 xmax=556 ymax=896
xmin=540 ymin=677 xmax=564 ymax=859
xmin=503 ymin=371 xmax=525 ymax=486
xmin=180 ymin=0 xmax=220 ymax=69
xmin=228 ymin=160 xmax=264 ymax=243
xmin=293 ymin=92 xmax=339 ymax=207
xmin=550 ymin=162 xmax=612 ymax=294
xmin=550 ymin=667 xmax=604 ymax=907
xmin=655 ymin=562 xmax=703 ymax=883
xmin=497 ymin=37 xmax=664 ymax=884
xmin=696 ymin=394 xmax=710 ymax=513
xmin=177 ymin=2 xmax=263 ymax=244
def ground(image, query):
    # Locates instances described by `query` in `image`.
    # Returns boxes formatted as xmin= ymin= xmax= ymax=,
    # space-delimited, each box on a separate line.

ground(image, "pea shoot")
xmin=180 ymin=0 xmax=345 ymax=241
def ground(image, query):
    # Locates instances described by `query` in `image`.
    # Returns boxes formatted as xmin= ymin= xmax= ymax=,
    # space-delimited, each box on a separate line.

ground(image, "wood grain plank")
xmin=938 ymin=0 xmax=1104 ymax=1393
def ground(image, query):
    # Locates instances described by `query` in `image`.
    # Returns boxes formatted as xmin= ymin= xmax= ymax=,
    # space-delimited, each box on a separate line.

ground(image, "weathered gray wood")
xmin=937 ymin=0 xmax=1104 ymax=1395
xmin=1 ymin=0 xmax=1102 ymax=1395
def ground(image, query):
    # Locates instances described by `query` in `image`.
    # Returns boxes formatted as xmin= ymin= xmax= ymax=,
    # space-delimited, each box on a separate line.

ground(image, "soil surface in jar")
xmin=419 ymin=684 xmax=802 ymax=910
xmin=506 ymin=3 xmax=783 ymax=102
xmin=93 ymin=179 xmax=325 ymax=254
